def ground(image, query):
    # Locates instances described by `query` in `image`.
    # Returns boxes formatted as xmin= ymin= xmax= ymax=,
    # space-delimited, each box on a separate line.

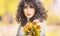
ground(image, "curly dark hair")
xmin=16 ymin=0 xmax=47 ymax=26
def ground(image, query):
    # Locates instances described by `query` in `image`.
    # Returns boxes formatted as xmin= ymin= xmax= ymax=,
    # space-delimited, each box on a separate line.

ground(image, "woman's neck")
xmin=27 ymin=18 xmax=30 ymax=22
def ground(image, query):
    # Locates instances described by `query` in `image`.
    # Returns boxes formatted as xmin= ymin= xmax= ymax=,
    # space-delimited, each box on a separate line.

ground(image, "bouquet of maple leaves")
xmin=23 ymin=21 xmax=41 ymax=36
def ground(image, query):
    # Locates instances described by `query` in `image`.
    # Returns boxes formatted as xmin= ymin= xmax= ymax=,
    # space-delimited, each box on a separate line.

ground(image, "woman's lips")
xmin=27 ymin=14 xmax=31 ymax=16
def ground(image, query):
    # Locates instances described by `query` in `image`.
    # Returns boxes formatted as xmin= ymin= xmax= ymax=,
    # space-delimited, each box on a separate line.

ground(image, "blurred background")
xmin=0 ymin=0 xmax=60 ymax=36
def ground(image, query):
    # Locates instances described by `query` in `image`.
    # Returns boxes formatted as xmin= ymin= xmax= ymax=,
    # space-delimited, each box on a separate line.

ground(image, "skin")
xmin=23 ymin=4 xmax=35 ymax=19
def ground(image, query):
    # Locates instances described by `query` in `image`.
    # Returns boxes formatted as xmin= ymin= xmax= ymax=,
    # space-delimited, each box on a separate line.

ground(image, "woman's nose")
xmin=27 ymin=8 xmax=30 ymax=13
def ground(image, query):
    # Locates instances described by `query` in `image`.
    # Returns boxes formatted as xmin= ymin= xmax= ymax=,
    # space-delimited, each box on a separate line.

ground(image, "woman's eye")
xmin=30 ymin=6 xmax=33 ymax=8
xmin=24 ymin=6 xmax=27 ymax=8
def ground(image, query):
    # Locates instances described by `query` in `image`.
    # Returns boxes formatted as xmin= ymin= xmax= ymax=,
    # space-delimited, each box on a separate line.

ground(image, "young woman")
xmin=16 ymin=0 xmax=47 ymax=36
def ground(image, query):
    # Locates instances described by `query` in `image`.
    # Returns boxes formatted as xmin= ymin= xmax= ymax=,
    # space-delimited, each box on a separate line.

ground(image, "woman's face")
xmin=23 ymin=4 xmax=35 ymax=18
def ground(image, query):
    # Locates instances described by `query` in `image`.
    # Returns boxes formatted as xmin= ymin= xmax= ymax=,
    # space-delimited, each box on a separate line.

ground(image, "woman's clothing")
xmin=16 ymin=19 xmax=46 ymax=36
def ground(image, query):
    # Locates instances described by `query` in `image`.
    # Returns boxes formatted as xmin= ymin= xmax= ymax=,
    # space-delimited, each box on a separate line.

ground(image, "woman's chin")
xmin=26 ymin=16 xmax=32 ymax=19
